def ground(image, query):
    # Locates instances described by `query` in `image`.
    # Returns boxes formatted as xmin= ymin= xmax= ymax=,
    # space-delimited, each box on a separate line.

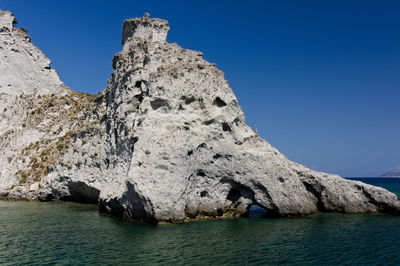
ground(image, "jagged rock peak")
xmin=0 ymin=10 xmax=17 ymax=32
xmin=0 ymin=9 xmax=66 ymax=97
xmin=122 ymin=13 xmax=169 ymax=45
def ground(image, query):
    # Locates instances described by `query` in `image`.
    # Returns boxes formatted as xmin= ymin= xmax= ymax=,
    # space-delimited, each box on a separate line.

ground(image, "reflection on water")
xmin=0 ymin=178 xmax=399 ymax=265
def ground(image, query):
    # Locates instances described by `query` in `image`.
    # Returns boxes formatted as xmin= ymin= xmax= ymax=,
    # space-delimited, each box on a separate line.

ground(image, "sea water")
xmin=0 ymin=178 xmax=399 ymax=265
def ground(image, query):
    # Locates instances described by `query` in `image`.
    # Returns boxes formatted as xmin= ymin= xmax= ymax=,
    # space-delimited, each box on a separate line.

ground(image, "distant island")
xmin=381 ymin=172 xmax=400 ymax=178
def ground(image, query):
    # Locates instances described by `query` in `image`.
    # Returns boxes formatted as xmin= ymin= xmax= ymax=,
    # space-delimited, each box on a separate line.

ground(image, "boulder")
xmin=38 ymin=191 xmax=54 ymax=202
xmin=0 ymin=191 xmax=9 ymax=198
xmin=29 ymin=182 xmax=40 ymax=192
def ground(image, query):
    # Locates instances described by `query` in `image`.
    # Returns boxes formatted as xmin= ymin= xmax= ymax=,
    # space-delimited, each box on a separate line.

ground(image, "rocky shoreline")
xmin=0 ymin=190 xmax=38 ymax=201
xmin=0 ymin=181 xmax=42 ymax=201
xmin=1 ymin=10 xmax=399 ymax=223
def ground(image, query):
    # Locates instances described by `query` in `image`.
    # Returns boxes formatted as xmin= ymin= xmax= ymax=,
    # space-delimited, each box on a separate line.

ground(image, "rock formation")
xmin=0 ymin=10 xmax=100 ymax=199
xmin=1 ymin=10 xmax=399 ymax=223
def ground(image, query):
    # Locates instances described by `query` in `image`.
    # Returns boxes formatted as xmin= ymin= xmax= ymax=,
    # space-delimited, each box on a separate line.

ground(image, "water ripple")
xmin=0 ymin=178 xmax=399 ymax=265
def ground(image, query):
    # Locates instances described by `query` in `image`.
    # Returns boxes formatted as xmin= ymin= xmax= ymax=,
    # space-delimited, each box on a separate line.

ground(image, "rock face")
xmin=0 ymin=10 xmax=100 ymax=195
xmin=0 ymin=11 xmax=65 ymax=97
xmin=1 ymin=10 xmax=399 ymax=223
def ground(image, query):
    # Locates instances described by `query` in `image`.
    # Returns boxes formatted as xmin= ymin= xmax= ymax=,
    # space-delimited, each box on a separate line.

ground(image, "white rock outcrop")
xmin=0 ymin=11 xmax=65 ymax=97
xmin=1 ymin=11 xmax=399 ymax=223
xmin=0 ymin=10 xmax=95 ymax=195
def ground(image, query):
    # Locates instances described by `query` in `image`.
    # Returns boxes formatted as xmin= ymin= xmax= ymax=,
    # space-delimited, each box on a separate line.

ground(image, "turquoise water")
xmin=349 ymin=177 xmax=400 ymax=196
xmin=0 ymin=178 xmax=399 ymax=265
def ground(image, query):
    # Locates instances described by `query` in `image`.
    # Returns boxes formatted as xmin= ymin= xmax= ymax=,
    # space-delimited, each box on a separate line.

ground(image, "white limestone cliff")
xmin=0 ymin=11 xmax=65 ymax=97
xmin=0 ymin=10 xmax=95 ymax=195
xmin=1 ymin=11 xmax=399 ymax=223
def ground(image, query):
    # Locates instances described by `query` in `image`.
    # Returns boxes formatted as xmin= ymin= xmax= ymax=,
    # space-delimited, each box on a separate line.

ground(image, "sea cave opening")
xmin=248 ymin=204 xmax=268 ymax=218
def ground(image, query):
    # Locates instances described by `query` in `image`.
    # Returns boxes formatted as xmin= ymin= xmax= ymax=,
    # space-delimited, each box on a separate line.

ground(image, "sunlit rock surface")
xmin=1 ymin=10 xmax=399 ymax=223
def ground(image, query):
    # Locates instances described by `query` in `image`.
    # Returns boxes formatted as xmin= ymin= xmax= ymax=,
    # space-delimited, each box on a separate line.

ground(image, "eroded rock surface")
xmin=1 ymin=10 xmax=399 ymax=223
xmin=0 ymin=10 xmax=102 ymax=197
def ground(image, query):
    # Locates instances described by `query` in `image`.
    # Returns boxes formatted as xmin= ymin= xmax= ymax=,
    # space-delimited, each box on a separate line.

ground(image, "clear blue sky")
xmin=2 ymin=0 xmax=399 ymax=177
